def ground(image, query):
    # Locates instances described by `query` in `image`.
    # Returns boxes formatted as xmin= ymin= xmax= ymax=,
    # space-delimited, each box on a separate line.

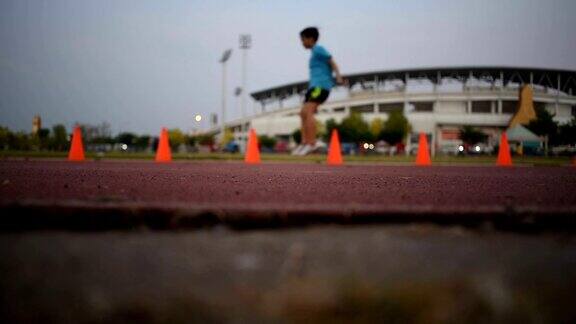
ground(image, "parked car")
xmin=340 ymin=142 xmax=357 ymax=155
xmin=551 ymin=145 xmax=576 ymax=156
xmin=458 ymin=143 xmax=494 ymax=155
xmin=223 ymin=141 xmax=239 ymax=153
xmin=274 ymin=140 xmax=290 ymax=153
xmin=438 ymin=144 xmax=460 ymax=156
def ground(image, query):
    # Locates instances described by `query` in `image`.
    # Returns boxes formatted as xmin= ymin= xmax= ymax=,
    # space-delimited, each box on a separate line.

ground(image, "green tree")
xmin=258 ymin=135 xmax=277 ymax=149
xmin=220 ymin=129 xmax=234 ymax=146
xmin=168 ymin=128 xmax=186 ymax=149
xmin=526 ymin=106 xmax=559 ymax=144
xmin=115 ymin=132 xmax=137 ymax=146
xmin=558 ymin=118 xmax=576 ymax=145
xmin=0 ymin=127 xmax=11 ymax=150
xmin=91 ymin=136 xmax=114 ymax=145
xmin=134 ymin=135 xmax=151 ymax=150
xmin=186 ymin=135 xmax=197 ymax=147
xmin=11 ymin=132 xmax=32 ymax=150
xmin=38 ymin=128 xmax=50 ymax=150
xmin=197 ymin=134 xmax=215 ymax=146
xmin=459 ymin=125 xmax=487 ymax=145
xmin=339 ymin=112 xmax=372 ymax=143
xmin=29 ymin=131 xmax=41 ymax=150
xmin=370 ymin=118 xmax=384 ymax=140
xmin=51 ymin=124 xmax=68 ymax=151
xmin=323 ymin=118 xmax=338 ymax=142
xmin=315 ymin=120 xmax=326 ymax=141
xmin=292 ymin=128 xmax=302 ymax=144
xmin=380 ymin=111 xmax=410 ymax=145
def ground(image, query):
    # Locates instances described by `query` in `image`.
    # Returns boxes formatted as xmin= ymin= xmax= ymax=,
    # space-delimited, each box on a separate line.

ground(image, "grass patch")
xmin=0 ymin=150 xmax=571 ymax=166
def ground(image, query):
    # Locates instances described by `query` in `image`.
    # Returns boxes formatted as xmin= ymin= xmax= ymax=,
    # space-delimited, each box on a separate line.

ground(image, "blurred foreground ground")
xmin=1 ymin=225 xmax=576 ymax=323
xmin=0 ymin=160 xmax=575 ymax=323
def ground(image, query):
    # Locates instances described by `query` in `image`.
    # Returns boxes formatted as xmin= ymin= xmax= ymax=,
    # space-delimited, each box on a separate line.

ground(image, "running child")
xmin=292 ymin=27 xmax=344 ymax=156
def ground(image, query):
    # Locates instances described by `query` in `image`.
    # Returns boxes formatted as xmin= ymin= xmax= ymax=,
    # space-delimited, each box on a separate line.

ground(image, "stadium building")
xmin=215 ymin=67 xmax=576 ymax=155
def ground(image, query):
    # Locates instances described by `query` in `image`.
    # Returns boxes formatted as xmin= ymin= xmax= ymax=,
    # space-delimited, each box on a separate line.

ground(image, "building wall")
xmin=552 ymin=104 xmax=573 ymax=123
xmin=436 ymin=101 xmax=466 ymax=114
xmin=226 ymin=89 xmax=576 ymax=153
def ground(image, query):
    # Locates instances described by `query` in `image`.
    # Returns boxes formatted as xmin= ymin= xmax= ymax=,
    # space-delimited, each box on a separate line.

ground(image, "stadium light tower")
xmin=219 ymin=49 xmax=232 ymax=143
xmin=239 ymin=34 xmax=251 ymax=119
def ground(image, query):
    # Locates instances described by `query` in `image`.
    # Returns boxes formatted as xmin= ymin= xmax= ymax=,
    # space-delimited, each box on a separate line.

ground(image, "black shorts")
xmin=304 ymin=87 xmax=330 ymax=104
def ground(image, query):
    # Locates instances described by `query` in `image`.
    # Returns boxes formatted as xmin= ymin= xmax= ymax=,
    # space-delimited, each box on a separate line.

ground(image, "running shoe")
xmin=291 ymin=144 xmax=304 ymax=155
xmin=298 ymin=144 xmax=315 ymax=156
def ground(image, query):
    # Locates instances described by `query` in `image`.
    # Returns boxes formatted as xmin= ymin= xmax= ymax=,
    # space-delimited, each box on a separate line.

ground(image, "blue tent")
xmin=506 ymin=124 xmax=543 ymax=154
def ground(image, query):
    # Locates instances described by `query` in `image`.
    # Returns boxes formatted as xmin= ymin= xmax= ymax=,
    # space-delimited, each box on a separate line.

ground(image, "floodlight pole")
xmin=239 ymin=34 xmax=252 ymax=154
xmin=220 ymin=49 xmax=232 ymax=144
xmin=239 ymin=34 xmax=251 ymax=119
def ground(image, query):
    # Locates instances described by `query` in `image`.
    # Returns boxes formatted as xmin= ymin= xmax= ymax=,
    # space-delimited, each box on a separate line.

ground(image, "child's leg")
xmin=301 ymin=102 xmax=319 ymax=145
xmin=299 ymin=106 xmax=308 ymax=146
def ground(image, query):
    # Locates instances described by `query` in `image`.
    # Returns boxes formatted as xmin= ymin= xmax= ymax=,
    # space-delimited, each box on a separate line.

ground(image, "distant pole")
xmin=219 ymin=49 xmax=232 ymax=144
xmin=222 ymin=60 xmax=226 ymax=141
xmin=239 ymin=34 xmax=251 ymax=120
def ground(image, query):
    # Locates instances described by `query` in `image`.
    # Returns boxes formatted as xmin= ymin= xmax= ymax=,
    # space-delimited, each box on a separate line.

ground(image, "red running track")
xmin=1 ymin=160 xmax=575 ymax=210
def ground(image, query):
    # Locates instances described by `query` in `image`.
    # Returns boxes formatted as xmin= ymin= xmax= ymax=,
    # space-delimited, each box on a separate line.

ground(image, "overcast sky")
xmin=1 ymin=0 xmax=575 ymax=135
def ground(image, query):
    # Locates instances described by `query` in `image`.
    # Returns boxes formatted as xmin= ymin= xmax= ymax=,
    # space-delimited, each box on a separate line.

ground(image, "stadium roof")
xmin=250 ymin=66 xmax=576 ymax=103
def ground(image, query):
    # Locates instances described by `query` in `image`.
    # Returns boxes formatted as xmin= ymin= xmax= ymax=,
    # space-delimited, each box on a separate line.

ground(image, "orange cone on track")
xmin=68 ymin=126 xmax=85 ymax=161
xmin=327 ymin=129 xmax=343 ymax=165
xmin=245 ymin=128 xmax=261 ymax=164
xmin=497 ymin=132 xmax=512 ymax=167
xmin=155 ymin=127 xmax=172 ymax=162
xmin=415 ymin=132 xmax=431 ymax=166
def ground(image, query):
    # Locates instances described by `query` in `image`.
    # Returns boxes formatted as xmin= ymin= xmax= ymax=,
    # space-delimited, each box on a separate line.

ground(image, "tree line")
xmin=1 ymin=108 xmax=573 ymax=152
xmin=292 ymin=110 xmax=411 ymax=145
xmin=0 ymin=124 xmax=70 ymax=151
xmin=0 ymin=122 xmax=216 ymax=152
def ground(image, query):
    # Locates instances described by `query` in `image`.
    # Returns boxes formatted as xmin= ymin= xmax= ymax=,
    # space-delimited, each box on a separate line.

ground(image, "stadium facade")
xmin=215 ymin=67 xmax=576 ymax=155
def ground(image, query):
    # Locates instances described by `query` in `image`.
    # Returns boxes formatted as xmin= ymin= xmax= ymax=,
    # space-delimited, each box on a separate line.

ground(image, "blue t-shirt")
xmin=309 ymin=44 xmax=334 ymax=90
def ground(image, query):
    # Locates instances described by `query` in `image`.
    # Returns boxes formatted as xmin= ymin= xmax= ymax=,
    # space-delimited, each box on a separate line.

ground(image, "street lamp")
xmin=191 ymin=114 xmax=203 ymax=135
xmin=219 ymin=49 xmax=232 ymax=144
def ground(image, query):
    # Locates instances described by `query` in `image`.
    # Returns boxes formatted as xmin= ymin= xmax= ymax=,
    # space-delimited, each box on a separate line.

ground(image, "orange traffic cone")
xmin=415 ymin=132 xmax=431 ymax=166
xmin=497 ymin=132 xmax=512 ymax=166
xmin=327 ymin=129 xmax=343 ymax=165
xmin=155 ymin=127 xmax=172 ymax=162
xmin=68 ymin=126 xmax=85 ymax=161
xmin=245 ymin=128 xmax=261 ymax=164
